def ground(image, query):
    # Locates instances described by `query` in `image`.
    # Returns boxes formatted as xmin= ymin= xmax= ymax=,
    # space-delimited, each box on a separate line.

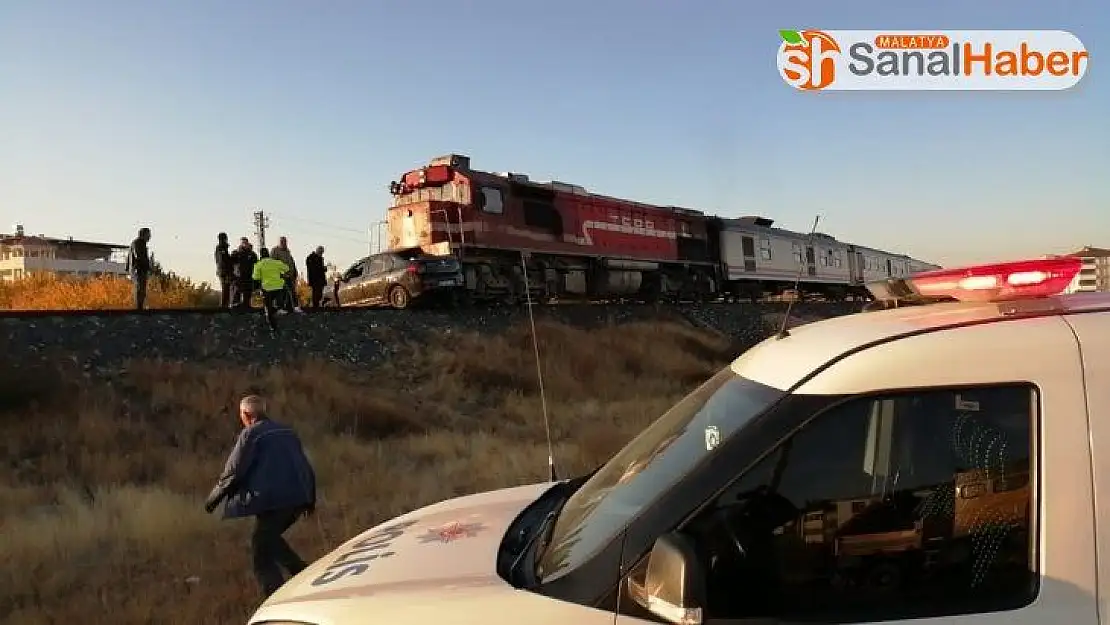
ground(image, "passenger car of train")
xmin=385 ymin=154 xmax=939 ymax=303
xmin=714 ymin=216 xmax=941 ymax=301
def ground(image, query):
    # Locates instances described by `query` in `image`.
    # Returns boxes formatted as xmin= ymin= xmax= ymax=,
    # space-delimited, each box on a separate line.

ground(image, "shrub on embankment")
xmin=0 ymin=273 xmax=216 ymax=310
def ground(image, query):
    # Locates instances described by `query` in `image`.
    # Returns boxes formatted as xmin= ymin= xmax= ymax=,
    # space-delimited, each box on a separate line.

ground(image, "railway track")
xmin=0 ymin=301 xmax=862 ymax=376
xmin=0 ymin=298 xmax=864 ymax=319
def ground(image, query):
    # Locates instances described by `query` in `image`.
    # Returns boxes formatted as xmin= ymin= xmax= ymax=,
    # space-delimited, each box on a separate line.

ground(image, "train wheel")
xmin=388 ymin=285 xmax=411 ymax=310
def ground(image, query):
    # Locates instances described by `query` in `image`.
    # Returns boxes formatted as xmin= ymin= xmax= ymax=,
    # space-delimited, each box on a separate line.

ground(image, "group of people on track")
xmin=212 ymin=233 xmax=331 ymax=334
xmin=124 ymin=228 xmax=332 ymax=334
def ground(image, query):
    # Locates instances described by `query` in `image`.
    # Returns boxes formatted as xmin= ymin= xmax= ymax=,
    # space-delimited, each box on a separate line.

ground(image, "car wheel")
xmin=388 ymin=285 xmax=411 ymax=310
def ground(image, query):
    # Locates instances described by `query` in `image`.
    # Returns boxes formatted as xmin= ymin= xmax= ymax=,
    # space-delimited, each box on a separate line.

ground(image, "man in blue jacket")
xmin=205 ymin=394 xmax=317 ymax=598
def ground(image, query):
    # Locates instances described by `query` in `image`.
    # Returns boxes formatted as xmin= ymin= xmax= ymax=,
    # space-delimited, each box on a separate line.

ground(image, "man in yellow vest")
xmin=252 ymin=247 xmax=292 ymax=335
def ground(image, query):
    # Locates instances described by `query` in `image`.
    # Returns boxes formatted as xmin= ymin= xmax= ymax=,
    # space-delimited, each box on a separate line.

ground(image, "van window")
xmin=536 ymin=369 xmax=785 ymax=583
xmin=678 ymin=384 xmax=1037 ymax=622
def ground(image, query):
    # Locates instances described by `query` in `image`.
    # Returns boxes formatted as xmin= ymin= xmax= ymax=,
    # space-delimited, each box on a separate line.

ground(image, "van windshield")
xmin=534 ymin=367 xmax=785 ymax=583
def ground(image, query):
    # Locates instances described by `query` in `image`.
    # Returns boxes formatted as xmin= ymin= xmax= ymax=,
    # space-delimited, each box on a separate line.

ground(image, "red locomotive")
xmin=386 ymin=154 xmax=718 ymax=303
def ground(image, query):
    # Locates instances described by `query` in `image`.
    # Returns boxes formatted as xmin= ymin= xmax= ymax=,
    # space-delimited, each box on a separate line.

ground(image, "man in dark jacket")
xmin=205 ymin=394 xmax=317 ymax=598
xmin=229 ymin=237 xmax=259 ymax=309
xmin=270 ymin=236 xmax=301 ymax=313
xmin=214 ymin=232 xmax=234 ymax=308
xmin=125 ymin=227 xmax=152 ymax=310
xmin=304 ymin=245 xmax=328 ymax=309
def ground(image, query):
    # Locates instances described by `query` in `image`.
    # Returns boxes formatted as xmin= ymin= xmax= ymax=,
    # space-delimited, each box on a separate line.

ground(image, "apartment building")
xmin=0 ymin=224 xmax=128 ymax=282
xmin=1062 ymin=246 xmax=1110 ymax=294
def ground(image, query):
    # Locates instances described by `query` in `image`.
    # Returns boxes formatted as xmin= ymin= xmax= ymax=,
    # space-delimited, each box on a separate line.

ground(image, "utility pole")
xmin=369 ymin=221 xmax=387 ymax=253
xmin=252 ymin=209 xmax=270 ymax=249
xmin=375 ymin=220 xmax=387 ymax=253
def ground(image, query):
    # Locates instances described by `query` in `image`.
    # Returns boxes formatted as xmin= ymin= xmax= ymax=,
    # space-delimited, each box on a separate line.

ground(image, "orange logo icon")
xmin=777 ymin=29 xmax=842 ymax=90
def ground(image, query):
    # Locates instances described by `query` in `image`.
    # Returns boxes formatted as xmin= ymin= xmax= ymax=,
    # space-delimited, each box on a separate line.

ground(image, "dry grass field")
xmin=0 ymin=273 xmax=216 ymax=310
xmin=0 ymin=317 xmax=736 ymax=624
xmin=0 ymin=273 xmax=319 ymax=311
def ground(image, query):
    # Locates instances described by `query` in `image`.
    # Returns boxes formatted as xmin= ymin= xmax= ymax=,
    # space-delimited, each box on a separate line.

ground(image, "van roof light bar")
xmin=865 ymin=256 xmax=1083 ymax=305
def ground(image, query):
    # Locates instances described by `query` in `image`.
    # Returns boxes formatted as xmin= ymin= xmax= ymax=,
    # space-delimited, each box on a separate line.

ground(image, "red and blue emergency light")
xmin=867 ymin=256 xmax=1084 ymax=304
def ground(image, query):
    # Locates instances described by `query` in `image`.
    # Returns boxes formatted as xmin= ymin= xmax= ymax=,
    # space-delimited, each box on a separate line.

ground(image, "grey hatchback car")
xmin=324 ymin=250 xmax=465 ymax=309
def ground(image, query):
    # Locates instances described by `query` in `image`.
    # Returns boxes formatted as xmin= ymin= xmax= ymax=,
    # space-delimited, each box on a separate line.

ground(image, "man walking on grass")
xmin=205 ymin=394 xmax=317 ymax=599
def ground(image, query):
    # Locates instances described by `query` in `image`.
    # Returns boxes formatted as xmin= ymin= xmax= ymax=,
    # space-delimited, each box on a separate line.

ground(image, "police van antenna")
xmin=776 ymin=214 xmax=821 ymax=340
xmin=520 ymin=252 xmax=558 ymax=482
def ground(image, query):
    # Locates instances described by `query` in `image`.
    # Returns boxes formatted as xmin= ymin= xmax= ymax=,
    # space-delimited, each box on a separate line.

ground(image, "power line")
xmin=369 ymin=220 xmax=388 ymax=254
xmin=269 ymin=212 xmax=368 ymax=236
xmin=268 ymin=211 xmax=393 ymax=252
xmin=270 ymin=220 xmax=370 ymax=246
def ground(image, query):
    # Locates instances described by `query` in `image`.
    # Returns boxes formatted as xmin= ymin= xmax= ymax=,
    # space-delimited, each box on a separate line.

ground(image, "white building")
xmin=1063 ymin=246 xmax=1110 ymax=294
xmin=0 ymin=224 xmax=128 ymax=282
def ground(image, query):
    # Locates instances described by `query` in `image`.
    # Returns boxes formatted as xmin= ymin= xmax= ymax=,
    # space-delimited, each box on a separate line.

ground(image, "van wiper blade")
xmin=530 ymin=503 xmax=567 ymax=584
xmin=510 ymin=510 xmax=555 ymax=578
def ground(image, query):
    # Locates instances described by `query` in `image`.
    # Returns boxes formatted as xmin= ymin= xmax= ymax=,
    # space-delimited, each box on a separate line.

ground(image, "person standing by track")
xmin=126 ymin=227 xmax=152 ymax=310
xmin=304 ymin=246 xmax=328 ymax=309
xmin=230 ymin=237 xmax=259 ymax=309
xmin=253 ymin=247 xmax=291 ymax=335
xmin=270 ymin=236 xmax=302 ymax=313
xmin=214 ymin=232 xmax=234 ymax=308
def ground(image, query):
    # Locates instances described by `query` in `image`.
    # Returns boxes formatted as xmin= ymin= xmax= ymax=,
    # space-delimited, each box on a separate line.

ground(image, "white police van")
xmin=249 ymin=256 xmax=1109 ymax=625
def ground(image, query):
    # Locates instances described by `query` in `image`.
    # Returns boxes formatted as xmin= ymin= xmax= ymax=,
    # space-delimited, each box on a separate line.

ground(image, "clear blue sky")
xmin=2 ymin=0 xmax=1105 ymax=283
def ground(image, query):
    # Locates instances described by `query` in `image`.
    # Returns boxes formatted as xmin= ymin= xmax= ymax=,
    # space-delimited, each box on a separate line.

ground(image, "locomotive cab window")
xmin=478 ymin=186 xmax=504 ymax=214
xmin=631 ymin=383 xmax=1038 ymax=624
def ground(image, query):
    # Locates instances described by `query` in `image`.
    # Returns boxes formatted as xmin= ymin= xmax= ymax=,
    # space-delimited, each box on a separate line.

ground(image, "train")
xmin=385 ymin=154 xmax=940 ymax=304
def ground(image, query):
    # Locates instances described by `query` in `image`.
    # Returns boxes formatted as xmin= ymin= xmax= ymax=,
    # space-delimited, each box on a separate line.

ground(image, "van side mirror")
xmin=626 ymin=533 xmax=706 ymax=625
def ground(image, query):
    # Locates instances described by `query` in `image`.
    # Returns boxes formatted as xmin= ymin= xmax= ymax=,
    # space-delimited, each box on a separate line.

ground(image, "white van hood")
xmin=248 ymin=481 xmax=617 ymax=625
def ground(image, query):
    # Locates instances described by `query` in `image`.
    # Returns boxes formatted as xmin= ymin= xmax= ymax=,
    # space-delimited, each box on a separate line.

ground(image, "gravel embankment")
xmin=0 ymin=303 xmax=861 ymax=371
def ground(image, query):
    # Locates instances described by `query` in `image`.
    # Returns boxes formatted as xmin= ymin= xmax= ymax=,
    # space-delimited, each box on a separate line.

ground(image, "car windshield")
xmin=534 ymin=366 xmax=785 ymax=583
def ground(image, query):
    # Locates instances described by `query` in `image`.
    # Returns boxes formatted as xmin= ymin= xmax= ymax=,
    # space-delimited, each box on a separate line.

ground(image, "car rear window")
xmin=417 ymin=257 xmax=459 ymax=272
